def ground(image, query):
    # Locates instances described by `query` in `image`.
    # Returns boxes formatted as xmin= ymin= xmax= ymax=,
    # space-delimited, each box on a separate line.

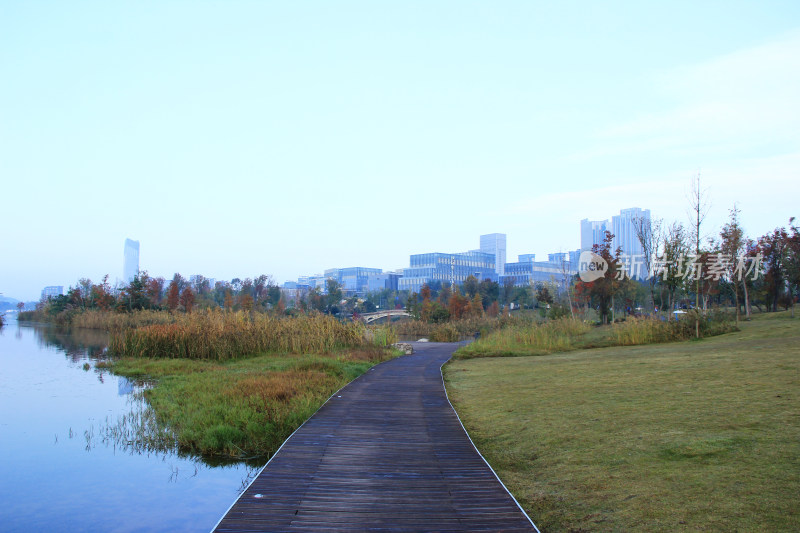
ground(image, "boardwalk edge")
xmin=439 ymin=355 xmax=542 ymax=533
xmin=209 ymin=361 xmax=387 ymax=532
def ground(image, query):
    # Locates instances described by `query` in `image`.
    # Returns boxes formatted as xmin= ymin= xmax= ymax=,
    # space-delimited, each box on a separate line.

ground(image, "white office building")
xmin=480 ymin=233 xmax=507 ymax=276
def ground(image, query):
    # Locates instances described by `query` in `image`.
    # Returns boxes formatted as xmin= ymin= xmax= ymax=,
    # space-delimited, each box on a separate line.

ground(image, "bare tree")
xmin=688 ymin=174 xmax=711 ymax=337
xmin=557 ymin=252 xmax=576 ymax=319
xmin=633 ymin=215 xmax=663 ymax=312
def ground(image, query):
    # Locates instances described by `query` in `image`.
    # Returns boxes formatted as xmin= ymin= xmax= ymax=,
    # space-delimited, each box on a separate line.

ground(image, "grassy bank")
xmin=113 ymin=347 xmax=395 ymax=461
xmin=104 ymin=310 xmax=399 ymax=461
xmin=445 ymin=312 xmax=799 ymax=531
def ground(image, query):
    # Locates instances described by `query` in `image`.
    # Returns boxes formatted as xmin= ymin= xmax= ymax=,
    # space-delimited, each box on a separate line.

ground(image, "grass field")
xmin=445 ymin=312 xmax=799 ymax=532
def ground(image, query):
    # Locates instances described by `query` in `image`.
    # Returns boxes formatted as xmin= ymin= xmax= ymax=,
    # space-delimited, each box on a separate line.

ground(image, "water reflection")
xmin=1 ymin=323 xmax=261 ymax=532
xmin=28 ymin=323 xmax=110 ymax=361
xmin=21 ymin=322 xmax=267 ymax=469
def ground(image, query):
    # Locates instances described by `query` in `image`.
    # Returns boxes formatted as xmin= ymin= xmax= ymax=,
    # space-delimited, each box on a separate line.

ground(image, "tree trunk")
xmin=742 ymin=280 xmax=751 ymax=318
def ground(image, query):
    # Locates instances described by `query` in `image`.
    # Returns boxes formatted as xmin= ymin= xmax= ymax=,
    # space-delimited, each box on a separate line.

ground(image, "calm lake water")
xmin=0 ymin=317 xmax=259 ymax=532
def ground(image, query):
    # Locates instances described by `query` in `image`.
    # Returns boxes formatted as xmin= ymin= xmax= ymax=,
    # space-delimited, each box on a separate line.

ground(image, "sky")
xmin=2 ymin=1 xmax=799 ymax=301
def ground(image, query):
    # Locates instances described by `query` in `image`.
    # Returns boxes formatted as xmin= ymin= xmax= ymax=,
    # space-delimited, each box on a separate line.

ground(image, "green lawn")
xmin=445 ymin=312 xmax=799 ymax=532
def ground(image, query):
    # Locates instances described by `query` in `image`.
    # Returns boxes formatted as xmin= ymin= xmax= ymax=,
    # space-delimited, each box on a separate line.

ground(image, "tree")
xmin=660 ymin=222 xmax=689 ymax=314
xmin=470 ymin=293 xmax=484 ymax=317
xmin=146 ymin=277 xmax=165 ymax=308
xmin=575 ymin=231 xmax=628 ymax=324
xmin=758 ymin=226 xmax=790 ymax=312
xmin=122 ymin=273 xmax=151 ymax=311
xmin=325 ymin=279 xmax=343 ymax=314
xmin=720 ymin=205 xmax=747 ymax=323
xmin=501 ymin=278 xmax=516 ymax=306
xmin=688 ymin=173 xmax=710 ymax=337
xmin=786 ymin=218 xmax=800 ymax=317
xmin=633 ymin=215 xmax=663 ymax=312
xmin=462 ymin=275 xmax=479 ymax=298
xmin=180 ymin=286 xmax=195 ymax=313
xmin=223 ymin=289 xmax=233 ymax=311
xmin=166 ymin=280 xmax=180 ymax=311
xmin=91 ymin=275 xmax=115 ymax=311
xmin=479 ymin=279 xmax=499 ymax=308
xmin=448 ymin=288 xmax=469 ymax=319
xmin=535 ymin=284 xmax=554 ymax=306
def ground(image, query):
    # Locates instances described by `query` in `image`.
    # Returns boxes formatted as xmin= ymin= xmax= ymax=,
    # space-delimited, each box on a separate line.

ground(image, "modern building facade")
xmin=399 ymin=250 xmax=496 ymax=293
xmin=580 ymin=219 xmax=608 ymax=251
xmin=366 ymin=272 xmax=402 ymax=293
xmin=480 ymin=233 xmax=507 ymax=276
xmin=324 ymin=267 xmax=383 ymax=293
xmin=123 ymin=238 xmax=140 ymax=283
xmin=612 ymin=207 xmax=650 ymax=272
xmin=40 ymin=286 xmax=64 ymax=300
xmin=580 ymin=208 xmax=651 ymax=278
xmin=501 ymin=259 xmax=576 ymax=289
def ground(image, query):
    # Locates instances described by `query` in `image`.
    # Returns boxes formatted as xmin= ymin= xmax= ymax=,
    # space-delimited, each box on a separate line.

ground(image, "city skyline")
xmin=2 ymin=2 xmax=798 ymax=301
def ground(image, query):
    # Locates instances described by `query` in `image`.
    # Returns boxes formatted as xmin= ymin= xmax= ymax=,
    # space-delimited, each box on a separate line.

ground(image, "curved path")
xmin=213 ymin=342 xmax=538 ymax=532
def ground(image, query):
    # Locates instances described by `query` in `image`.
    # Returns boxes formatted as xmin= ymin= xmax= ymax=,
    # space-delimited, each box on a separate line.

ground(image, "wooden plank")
xmin=213 ymin=342 xmax=538 ymax=532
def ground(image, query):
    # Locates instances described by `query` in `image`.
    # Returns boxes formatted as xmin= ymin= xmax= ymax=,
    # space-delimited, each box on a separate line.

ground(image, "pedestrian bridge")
xmin=357 ymin=309 xmax=412 ymax=323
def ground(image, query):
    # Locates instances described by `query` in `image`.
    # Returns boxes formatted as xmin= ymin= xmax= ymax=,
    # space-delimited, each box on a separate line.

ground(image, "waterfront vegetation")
xmin=102 ymin=311 xmax=399 ymax=460
xmin=445 ymin=312 xmax=800 ymax=531
xmin=113 ymin=347 xmax=395 ymax=461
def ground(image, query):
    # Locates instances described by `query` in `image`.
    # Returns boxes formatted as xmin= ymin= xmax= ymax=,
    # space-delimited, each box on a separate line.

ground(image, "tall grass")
xmin=458 ymin=318 xmax=591 ymax=357
xmin=394 ymin=314 xmax=540 ymax=340
xmin=613 ymin=312 xmax=738 ymax=346
xmin=109 ymin=310 xmax=371 ymax=360
xmin=72 ymin=309 xmax=177 ymax=331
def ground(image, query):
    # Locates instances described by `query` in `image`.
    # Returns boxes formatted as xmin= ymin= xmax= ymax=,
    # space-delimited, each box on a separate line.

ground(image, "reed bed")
xmin=72 ymin=309 xmax=177 ymax=331
xmin=109 ymin=310 xmax=372 ymax=360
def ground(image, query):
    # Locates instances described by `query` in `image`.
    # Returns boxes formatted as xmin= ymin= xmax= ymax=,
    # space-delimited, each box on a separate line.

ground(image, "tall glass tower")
xmin=480 ymin=233 xmax=507 ymax=276
xmin=123 ymin=239 xmax=140 ymax=283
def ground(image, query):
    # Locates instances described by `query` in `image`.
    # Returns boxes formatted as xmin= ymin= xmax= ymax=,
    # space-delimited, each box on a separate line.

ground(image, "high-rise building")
xmin=123 ymin=239 xmax=140 ymax=283
xmin=612 ymin=207 xmax=650 ymax=278
xmin=612 ymin=208 xmax=650 ymax=257
xmin=480 ymin=233 xmax=507 ymax=276
xmin=580 ymin=219 xmax=608 ymax=251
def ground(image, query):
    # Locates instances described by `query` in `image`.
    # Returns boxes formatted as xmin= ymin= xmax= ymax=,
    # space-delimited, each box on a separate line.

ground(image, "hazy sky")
xmin=2 ymin=1 xmax=799 ymax=301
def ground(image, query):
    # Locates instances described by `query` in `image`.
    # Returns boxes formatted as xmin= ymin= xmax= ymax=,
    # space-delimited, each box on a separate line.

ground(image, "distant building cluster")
xmin=580 ymin=207 xmax=651 ymax=277
xmin=41 ymin=209 xmax=650 ymax=301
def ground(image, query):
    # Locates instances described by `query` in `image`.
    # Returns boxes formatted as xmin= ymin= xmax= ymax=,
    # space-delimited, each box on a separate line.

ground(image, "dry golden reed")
xmin=109 ymin=310 xmax=371 ymax=360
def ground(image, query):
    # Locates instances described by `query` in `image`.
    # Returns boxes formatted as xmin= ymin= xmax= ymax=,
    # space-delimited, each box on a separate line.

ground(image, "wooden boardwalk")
xmin=213 ymin=342 xmax=538 ymax=532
